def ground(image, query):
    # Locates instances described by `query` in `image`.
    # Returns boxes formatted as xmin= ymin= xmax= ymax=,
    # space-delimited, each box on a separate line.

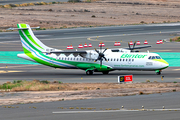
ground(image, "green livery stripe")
xmin=24 ymin=29 xmax=44 ymax=50
xmin=19 ymin=30 xmax=69 ymax=67
xmin=18 ymin=28 xmax=41 ymax=52
xmin=18 ymin=24 xmax=44 ymax=50
xmin=20 ymin=24 xmax=27 ymax=28
xmin=153 ymin=59 xmax=169 ymax=65
xmin=23 ymin=47 xmax=67 ymax=68
xmin=19 ymin=28 xmax=108 ymax=69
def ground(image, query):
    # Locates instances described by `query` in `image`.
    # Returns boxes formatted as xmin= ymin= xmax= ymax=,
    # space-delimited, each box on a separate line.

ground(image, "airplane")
xmin=15 ymin=24 xmax=169 ymax=75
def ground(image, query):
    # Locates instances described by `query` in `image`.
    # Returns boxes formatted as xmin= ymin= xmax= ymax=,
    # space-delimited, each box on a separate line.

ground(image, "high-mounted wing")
xmin=124 ymin=45 xmax=152 ymax=50
xmin=111 ymin=45 xmax=151 ymax=52
xmin=48 ymin=51 xmax=87 ymax=54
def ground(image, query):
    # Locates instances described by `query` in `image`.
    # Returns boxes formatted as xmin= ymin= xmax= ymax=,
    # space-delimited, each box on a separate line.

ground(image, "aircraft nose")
xmin=161 ymin=59 xmax=169 ymax=68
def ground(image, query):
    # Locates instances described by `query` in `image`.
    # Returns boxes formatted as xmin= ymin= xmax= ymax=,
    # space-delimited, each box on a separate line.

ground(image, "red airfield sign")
xmin=118 ymin=75 xmax=133 ymax=83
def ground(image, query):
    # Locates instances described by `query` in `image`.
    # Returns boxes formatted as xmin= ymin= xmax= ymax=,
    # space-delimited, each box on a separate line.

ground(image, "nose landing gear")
xmin=156 ymin=70 xmax=161 ymax=75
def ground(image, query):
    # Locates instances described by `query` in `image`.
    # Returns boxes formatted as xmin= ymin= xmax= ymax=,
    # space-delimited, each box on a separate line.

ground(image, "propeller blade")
xmin=94 ymin=48 xmax=99 ymax=54
xmin=102 ymin=48 xmax=108 ymax=53
xmin=103 ymin=56 xmax=108 ymax=62
xmin=131 ymin=41 xmax=136 ymax=52
xmin=133 ymin=41 xmax=136 ymax=49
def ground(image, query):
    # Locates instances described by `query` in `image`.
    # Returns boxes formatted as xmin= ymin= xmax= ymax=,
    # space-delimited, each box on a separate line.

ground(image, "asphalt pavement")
xmin=0 ymin=23 xmax=180 ymax=120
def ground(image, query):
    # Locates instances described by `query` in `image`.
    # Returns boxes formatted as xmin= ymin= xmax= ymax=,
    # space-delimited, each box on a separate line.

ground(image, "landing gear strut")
xmin=156 ymin=70 xmax=161 ymax=75
xmin=86 ymin=70 xmax=93 ymax=75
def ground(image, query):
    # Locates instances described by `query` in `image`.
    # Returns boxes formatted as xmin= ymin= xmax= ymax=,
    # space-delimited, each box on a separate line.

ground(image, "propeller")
xmin=94 ymin=43 xmax=108 ymax=67
xmin=128 ymin=41 xmax=136 ymax=52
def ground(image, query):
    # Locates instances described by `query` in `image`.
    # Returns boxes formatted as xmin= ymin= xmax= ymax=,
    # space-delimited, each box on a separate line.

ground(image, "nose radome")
xmin=162 ymin=59 xmax=169 ymax=68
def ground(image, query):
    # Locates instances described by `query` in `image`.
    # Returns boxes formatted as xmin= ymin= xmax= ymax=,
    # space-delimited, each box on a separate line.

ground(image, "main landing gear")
xmin=102 ymin=71 xmax=109 ymax=74
xmin=86 ymin=70 xmax=109 ymax=75
xmin=86 ymin=70 xmax=93 ymax=75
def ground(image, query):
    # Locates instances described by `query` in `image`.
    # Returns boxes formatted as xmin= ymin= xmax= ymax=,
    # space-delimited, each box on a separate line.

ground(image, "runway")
xmin=0 ymin=64 xmax=180 ymax=84
xmin=1 ymin=92 xmax=180 ymax=120
xmin=0 ymin=23 xmax=180 ymax=120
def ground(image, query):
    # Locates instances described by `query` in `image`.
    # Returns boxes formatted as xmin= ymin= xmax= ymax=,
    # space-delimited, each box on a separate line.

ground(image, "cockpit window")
xmin=148 ymin=56 xmax=162 ymax=59
xmin=152 ymin=56 xmax=155 ymax=59
xmin=156 ymin=56 xmax=161 ymax=59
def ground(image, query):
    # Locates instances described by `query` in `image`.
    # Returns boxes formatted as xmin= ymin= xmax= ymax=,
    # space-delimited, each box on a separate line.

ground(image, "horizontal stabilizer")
xmin=124 ymin=45 xmax=151 ymax=50
xmin=133 ymin=45 xmax=152 ymax=49
xmin=7 ymin=26 xmax=40 ymax=30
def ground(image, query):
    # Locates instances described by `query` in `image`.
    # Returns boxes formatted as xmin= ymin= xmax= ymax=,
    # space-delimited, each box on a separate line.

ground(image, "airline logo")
xmin=121 ymin=54 xmax=147 ymax=59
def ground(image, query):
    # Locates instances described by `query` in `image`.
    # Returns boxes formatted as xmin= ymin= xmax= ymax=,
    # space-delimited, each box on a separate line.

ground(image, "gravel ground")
xmin=0 ymin=82 xmax=180 ymax=105
xmin=0 ymin=0 xmax=180 ymax=31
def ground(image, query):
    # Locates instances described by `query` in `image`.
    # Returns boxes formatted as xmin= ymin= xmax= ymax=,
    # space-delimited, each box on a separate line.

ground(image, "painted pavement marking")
xmin=53 ymin=108 xmax=180 ymax=114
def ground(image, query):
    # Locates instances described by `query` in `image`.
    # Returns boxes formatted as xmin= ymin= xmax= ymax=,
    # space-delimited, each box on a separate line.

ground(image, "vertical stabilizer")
xmin=17 ymin=24 xmax=51 ymax=53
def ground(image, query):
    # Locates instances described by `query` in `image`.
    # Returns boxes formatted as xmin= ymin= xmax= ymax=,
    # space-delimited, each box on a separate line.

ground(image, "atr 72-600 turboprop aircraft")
xmin=16 ymin=24 xmax=169 ymax=75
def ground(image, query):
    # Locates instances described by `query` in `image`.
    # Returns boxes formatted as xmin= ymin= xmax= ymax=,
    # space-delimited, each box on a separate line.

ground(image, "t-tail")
xmin=17 ymin=24 xmax=76 ymax=68
xmin=17 ymin=24 xmax=54 ymax=64
xmin=17 ymin=24 xmax=51 ymax=53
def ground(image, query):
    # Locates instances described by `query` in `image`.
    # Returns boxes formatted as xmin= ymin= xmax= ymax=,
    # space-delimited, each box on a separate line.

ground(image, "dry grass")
xmin=1 ymin=81 xmax=180 ymax=105
xmin=1 ymin=80 xmax=178 ymax=91
xmin=11 ymin=80 xmax=70 ymax=91
xmin=0 ymin=0 xmax=180 ymax=31
xmin=170 ymin=36 xmax=180 ymax=42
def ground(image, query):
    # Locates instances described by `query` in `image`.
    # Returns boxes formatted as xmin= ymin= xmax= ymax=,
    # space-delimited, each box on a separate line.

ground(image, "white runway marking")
xmin=87 ymin=30 xmax=180 ymax=42
xmin=53 ymin=108 xmax=180 ymax=114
